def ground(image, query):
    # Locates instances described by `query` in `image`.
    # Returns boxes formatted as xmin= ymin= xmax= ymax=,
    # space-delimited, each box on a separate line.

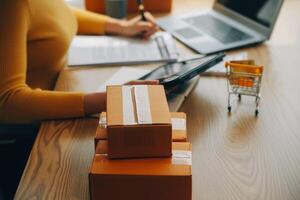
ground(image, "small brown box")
xmin=85 ymin=0 xmax=172 ymax=14
xmin=94 ymin=112 xmax=187 ymax=150
xmin=90 ymin=142 xmax=192 ymax=200
xmin=94 ymin=126 xmax=107 ymax=149
xmin=106 ymin=85 xmax=172 ymax=159
xmin=127 ymin=0 xmax=172 ymax=13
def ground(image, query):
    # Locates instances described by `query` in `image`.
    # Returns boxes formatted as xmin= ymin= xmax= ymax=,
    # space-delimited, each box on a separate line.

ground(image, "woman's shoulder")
xmin=1 ymin=0 xmax=30 ymax=8
xmin=0 ymin=0 xmax=30 ymax=14
xmin=1 ymin=0 xmax=29 ymax=3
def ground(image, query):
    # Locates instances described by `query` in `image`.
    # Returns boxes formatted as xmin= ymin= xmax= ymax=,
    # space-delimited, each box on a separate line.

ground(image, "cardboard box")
xmin=90 ymin=142 xmax=192 ymax=200
xmin=85 ymin=0 xmax=172 ymax=14
xmin=95 ymin=140 xmax=108 ymax=155
xmin=94 ymin=112 xmax=187 ymax=149
xmin=106 ymin=85 xmax=172 ymax=159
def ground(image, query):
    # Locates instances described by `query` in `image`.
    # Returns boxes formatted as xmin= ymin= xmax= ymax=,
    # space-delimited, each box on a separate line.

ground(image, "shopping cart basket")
xmin=225 ymin=60 xmax=264 ymax=116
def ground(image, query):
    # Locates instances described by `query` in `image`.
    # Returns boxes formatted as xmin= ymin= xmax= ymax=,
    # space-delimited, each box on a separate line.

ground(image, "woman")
xmin=0 ymin=0 xmax=158 ymax=124
xmin=0 ymin=1 xmax=158 ymax=198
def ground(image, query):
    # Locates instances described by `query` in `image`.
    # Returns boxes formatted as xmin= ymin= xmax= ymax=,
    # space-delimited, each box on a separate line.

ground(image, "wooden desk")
xmin=15 ymin=0 xmax=300 ymax=199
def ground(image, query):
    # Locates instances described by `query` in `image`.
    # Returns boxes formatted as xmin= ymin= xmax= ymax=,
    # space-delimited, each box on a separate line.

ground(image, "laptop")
xmin=157 ymin=0 xmax=283 ymax=54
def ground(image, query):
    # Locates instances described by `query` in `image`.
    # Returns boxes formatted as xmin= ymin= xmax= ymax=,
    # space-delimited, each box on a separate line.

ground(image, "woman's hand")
xmin=105 ymin=12 xmax=159 ymax=38
xmin=83 ymin=92 xmax=106 ymax=116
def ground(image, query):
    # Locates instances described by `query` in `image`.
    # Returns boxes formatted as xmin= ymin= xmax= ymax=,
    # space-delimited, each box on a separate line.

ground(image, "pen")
xmin=137 ymin=0 xmax=146 ymax=21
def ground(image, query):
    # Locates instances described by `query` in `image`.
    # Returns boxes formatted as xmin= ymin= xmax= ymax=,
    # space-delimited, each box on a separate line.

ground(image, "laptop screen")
xmin=218 ymin=0 xmax=282 ymax=28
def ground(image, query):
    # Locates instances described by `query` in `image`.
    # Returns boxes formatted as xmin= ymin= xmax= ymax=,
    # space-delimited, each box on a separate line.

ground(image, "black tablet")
xmin=140 ymin=52 xmax=225 ymax=88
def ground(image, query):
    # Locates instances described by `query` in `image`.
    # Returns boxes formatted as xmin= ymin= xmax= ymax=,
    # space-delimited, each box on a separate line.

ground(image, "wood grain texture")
xmin=15 ymin=0 xmax=300 ymax=199
xmin=16 ymin=119 xmax=98 ymax=199
xmin=182 ymin=46 xmax=300 ymax=200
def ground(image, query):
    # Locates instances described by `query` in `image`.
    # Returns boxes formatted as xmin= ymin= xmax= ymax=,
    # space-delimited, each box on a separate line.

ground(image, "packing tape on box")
xmin=172 ymin=150 xmax=192 ymax=165
xmin=134 ymin=85 xmax=152 ymax=124
xmin=122 ymin=86 xmax=137 ymax=125
xmin=171 ymin=118 xmax=186 ymax=131
xmin=122 ymin=85 xmax=152 ymax=125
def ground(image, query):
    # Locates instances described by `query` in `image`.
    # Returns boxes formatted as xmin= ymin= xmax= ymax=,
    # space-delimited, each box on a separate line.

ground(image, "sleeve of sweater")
xmin=0 ymin=0 xmax=85 ymax=124
xmin=70 ymin=6 xmax=109 ymax=35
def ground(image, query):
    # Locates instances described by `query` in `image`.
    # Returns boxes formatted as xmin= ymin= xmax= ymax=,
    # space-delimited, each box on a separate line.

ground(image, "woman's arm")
xmin=0 ymin=1 xmax=158 ymax=124
xmin=71 ymin=7 xmax=108 ymax=35
xmin=70 ymin=7 xmax=158 ymax=38
xmin=0 ymin=1 xmax=105 ymax=124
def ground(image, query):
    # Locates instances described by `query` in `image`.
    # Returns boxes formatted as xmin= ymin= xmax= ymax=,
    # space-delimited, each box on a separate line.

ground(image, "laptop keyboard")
xmin=184 ymin=14 xmax=252 ymax=44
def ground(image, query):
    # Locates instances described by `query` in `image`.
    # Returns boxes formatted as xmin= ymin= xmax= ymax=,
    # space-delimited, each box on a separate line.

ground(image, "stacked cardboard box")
xmin=94 ymin=112 xmax=188 ymax=150
xmin=90 ymin=142 xmax=192 ymax=200
xmin=89 ymin=85 xmax=192 ymax=200
xmin=105 ymin=85 xmax=172 ymax=159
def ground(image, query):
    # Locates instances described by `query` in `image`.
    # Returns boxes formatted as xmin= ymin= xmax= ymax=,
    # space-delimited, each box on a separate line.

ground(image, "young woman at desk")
xmin=0 ymin=0 xmax=158 ymax=124
xmin=0 ymin=1 xmax=157 ymax=199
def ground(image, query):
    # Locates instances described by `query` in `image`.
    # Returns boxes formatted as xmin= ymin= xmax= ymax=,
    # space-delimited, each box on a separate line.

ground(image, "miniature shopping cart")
xmin=225 ymin=60 xmax=264 ymax=116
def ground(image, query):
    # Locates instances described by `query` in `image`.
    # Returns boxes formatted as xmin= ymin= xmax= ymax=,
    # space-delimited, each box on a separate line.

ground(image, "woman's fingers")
xmin=143 ymin=12 xmax=158 ymax=37
xmin=130 ymin=15 xmax=143 ymax=24
xmin=129 ymin=12 xmax=158 ymax=37
xmin=117 ymin=11 xmax=159 ymax=37
xmin=143 ymin=27 xmax=158 ymax=39
xmin=136 ymin=21 xmax=154 ymax=32
xmin=135 ymin=20 xmax=158 ymax=38
xmin=144 ymin=12 xmax=157 ymax=25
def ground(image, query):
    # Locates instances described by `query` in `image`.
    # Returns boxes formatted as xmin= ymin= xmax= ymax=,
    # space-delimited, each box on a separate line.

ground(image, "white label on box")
xmin=101 ymin=116 xmax=107 ymax=123
xmin=171 ymin=118 xmax=186 ymax=131
xmin=122 ymin=86 xmax=137 ymax=125
xmin=99 ymin=116 xmax=107 ymax=128
xmin=134 ymin=85 xmax=152 ymax=124
xmin=172 ymin=150 xmax=192 ymax=165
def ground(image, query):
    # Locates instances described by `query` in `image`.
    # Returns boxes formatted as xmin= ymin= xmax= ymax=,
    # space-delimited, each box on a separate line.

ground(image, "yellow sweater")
xmin=0 ymin=0 xmax=108 ymax=123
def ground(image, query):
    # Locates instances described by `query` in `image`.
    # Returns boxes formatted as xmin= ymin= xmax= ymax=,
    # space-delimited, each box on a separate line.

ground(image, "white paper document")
xmin=97 ymin=67 xmax=151 ymax=92
xmin=68 ymin=32 xmax=178 ymax=66
xmin=202 ymin=52 xmax=248 ymax=76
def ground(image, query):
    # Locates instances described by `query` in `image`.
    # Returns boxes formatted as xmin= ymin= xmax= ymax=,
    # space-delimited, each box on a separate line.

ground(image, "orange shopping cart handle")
xmin=225 ymin=62 xmax=264 ymax=74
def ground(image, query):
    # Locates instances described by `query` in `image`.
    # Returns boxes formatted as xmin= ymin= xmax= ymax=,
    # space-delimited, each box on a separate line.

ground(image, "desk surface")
xmin=15 ymin=0 xmax=300 ymax=199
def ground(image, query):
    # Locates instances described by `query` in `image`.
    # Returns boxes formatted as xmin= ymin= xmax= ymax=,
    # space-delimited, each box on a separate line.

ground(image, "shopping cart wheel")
xmin=228 ymin=106 xmax=231 ymax=113
xmin=238 ymin=94 xmax=242 ymax=101
xmin=255 ymin=109 xmax=259 ymax=116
